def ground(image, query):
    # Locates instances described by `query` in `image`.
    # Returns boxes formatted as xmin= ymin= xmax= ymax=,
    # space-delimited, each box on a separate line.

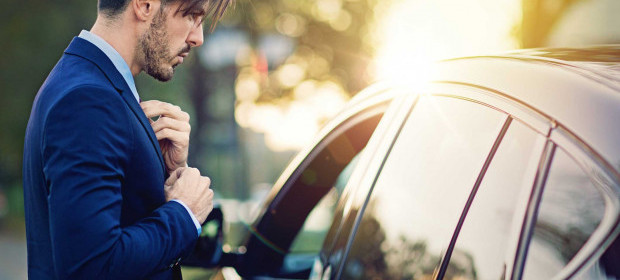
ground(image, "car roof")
xmin=451 ymin=45 xmax=620 ymax=89
xmin=347 ymin=45 xmax=620 ymax=175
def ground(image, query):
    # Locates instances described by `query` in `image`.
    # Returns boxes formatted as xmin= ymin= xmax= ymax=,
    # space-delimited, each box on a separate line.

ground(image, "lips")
xmin=177 ymin=52 xmax=188 ymax=64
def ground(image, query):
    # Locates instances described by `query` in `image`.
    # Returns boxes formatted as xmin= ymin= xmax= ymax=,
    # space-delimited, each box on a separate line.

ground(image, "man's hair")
xmin=98 ymin=0 xmax=231 ymax=30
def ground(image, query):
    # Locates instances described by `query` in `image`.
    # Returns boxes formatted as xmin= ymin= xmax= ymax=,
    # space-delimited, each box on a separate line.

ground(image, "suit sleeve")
xmin=42 ymin=86 xmax=197 ymax=279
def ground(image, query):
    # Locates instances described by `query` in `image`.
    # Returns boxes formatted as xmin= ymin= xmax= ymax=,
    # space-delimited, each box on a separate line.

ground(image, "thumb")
xmin=165 ymin=167 xmax=185 ymax=186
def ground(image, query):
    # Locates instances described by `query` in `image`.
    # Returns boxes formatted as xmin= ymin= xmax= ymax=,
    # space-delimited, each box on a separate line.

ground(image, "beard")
xmin=138 ymin=8 xmax=190 ymax=82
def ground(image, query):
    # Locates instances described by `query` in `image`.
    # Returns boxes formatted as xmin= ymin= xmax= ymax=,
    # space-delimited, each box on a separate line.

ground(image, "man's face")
xmin=138 ymin=2 xmax=205 ymax=82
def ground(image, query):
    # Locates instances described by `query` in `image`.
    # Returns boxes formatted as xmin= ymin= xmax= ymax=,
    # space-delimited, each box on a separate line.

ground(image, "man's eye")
xmin=191 ymin=13 xmax=204 ymax=23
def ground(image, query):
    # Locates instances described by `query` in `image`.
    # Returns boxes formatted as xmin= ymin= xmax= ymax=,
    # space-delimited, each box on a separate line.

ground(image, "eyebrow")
xmin=194 ymin=8 xmax=207 ymax=16
xmin=176 ymin=2 xmax=207 ymax=17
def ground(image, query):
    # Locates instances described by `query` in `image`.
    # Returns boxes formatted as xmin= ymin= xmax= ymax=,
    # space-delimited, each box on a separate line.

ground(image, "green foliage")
xmin=0 ymin=0 xmax=96 ymax=184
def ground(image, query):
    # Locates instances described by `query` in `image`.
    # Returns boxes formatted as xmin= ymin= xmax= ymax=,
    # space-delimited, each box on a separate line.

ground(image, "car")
xmin=203 ymin=46 xmax=620 ymax=280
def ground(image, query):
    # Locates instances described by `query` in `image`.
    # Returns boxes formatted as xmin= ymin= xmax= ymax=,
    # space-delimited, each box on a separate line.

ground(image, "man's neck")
xmin=90 ymin=16 xmax=142 ymax=76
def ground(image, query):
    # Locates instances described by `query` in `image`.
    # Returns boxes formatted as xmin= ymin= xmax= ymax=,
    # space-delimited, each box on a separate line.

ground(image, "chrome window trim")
xmin=315 ymin=90 xmax=417 ymax=278
xmin=436 ymin=117 xmax=513 ymax=280
xmin=332 ymin=92 xmax=420 ymax=279
xmin=511 ymin=140 xmax=556 ymax=280
xmin=429 ymin=82 xmax=552 ymax=136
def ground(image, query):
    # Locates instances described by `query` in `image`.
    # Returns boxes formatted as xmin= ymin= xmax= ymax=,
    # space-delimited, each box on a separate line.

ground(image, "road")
xmin=0 ymin=231 xmax=27 ymax=280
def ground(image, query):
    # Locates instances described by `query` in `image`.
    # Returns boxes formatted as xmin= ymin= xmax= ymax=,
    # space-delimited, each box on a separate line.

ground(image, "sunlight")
xmin=373 ymin=0 xmax=521 ymax=86
xmin=234 ymin=75 xmax=349 ymax=152
xmin=233 ymin=0 xmax=522 ymax=153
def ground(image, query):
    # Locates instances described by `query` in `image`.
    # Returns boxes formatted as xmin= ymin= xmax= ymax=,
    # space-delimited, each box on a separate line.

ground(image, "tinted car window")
xmin=523 ymin=147 xmax=606 ymax=279
xmin=289 ymin=153 xmax=361 ymax=253
xmin=446 ymin=119 xmax=546 ymax=279
xmin=341 ymin=96 xmax=507 ymax=279
xmin=235 ymin=109 xmax=384 ymax=278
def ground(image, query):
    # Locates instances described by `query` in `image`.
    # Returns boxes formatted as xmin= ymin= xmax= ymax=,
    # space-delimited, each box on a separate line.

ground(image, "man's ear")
xmin=131 ymin=0 xmax=161 ymax=22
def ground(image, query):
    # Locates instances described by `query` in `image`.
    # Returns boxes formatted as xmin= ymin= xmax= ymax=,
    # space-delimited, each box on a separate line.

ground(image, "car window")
xmin=236 ymin=107 xmax=385 ymax=278
xmin=289 ymin=153 xmax=361 ymax=253
xmin=522 ymin=147 xmax=606 ymax=279
xmin=445 ymin=119 xmax=547 ymax=279
xmin=340 ymin=96 xmax=507 ymax=279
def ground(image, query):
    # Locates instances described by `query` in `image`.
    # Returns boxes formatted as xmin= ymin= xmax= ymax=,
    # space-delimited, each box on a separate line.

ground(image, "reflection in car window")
xmin=523 ymin=147 xmax=606 ymax=279
xmin=236 ymin=110 xmax=384 ymax=277
xmin=341 ymin=96 xmax=507 ymax=279
xmin=290 ymin=153 xmax=361 ymax=253
xmin=447 ymin=120 xmax=546 ymax=279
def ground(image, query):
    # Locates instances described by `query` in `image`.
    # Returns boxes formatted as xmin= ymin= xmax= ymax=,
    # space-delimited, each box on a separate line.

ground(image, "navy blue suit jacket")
xmin=23 ymin=37 xmax=198 ymax=279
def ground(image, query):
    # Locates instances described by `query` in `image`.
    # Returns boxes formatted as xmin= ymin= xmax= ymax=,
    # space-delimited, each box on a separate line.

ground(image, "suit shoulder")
xmin=35 ymin=54 xmax=123 ymax=114
xmin=50 ymin=84 xmax=127 ymax=116
xmin=50 ymin=53 xmax=114 ymax=90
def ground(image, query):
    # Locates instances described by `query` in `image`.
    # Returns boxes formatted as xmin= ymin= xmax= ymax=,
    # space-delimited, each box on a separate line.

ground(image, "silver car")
xmin=207 ymin=46 xmax=620 ymax=280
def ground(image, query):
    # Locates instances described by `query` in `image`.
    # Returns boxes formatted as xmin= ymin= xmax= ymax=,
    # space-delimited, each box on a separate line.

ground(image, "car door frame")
xmin=327 ymin=81 xmax=620 ymax=280
xmin=232 ymin=87 xmax=409 ymax=279
xmin=319 ymin=82 xmax=549 ymax=279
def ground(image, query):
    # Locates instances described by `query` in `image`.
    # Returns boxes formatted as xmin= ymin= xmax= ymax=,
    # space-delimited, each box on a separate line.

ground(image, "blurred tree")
xmin=519 ymin=0 xmax=583 ymax=48
xmin=183 ymin=0 xmax=385 ymax=199
xmin=229 ymin=0 xmax=380 ymax=98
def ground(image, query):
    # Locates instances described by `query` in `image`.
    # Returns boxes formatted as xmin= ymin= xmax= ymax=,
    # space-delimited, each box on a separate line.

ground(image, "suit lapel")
xmin=64 ymin=37 xmax=166 ymax=175
xmin=120 ymin=90 xmax=167 ymax=175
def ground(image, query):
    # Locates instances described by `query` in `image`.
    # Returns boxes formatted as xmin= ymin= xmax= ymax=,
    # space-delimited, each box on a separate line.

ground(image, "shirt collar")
xmin=78 ymin=30 xmax=140 ymax=103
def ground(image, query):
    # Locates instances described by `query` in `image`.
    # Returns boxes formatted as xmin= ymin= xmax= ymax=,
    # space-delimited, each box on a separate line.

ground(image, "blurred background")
xmin=0 ymin=0 xmax=618 ymax=278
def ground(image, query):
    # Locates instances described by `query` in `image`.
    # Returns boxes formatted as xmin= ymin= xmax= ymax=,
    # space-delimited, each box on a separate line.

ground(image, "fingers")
xmin=198 ymin=188 xmax=215 ymax=223
xmin=200 ymin=176 xmax=211 ymax=189
xmin=164 ymin=167 xmax=186 ymax=186
xmin=154 ymin=128 xmax=189 ymax=146
xmin=163 ymin=166 xmax=214 ymax=222
xmin=183 ymin=167 xmax=200 ymax=179
xmin=141 ymin=100 xmax=190 ymax=122
xmin=141 ymin=100 xmax=191 ymax=173
xmin=151 ymin=117 xmax=191 ymax=134
xmin=171 ymin=168 xmax=200 ymax=187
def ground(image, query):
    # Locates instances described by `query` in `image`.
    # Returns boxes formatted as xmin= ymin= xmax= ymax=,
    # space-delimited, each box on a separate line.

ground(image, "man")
xmin=23 ymin=0 xmax=231 ymax=279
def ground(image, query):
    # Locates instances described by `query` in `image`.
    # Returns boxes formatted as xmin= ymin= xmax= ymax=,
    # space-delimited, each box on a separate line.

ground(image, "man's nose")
xmin=187 ymin=24 xmax=204 ymax=48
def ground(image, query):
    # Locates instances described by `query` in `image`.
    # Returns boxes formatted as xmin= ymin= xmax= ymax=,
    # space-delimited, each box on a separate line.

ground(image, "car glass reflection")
xmin=341 ymin=96 xmax=507 ymax=279
xmin=290 ymin=153 xmax=362 ymax=253
xmin=523 ymin=147 xmax=606 ymax=279
xmin=447 ymin=119 xmax=546 ymax=279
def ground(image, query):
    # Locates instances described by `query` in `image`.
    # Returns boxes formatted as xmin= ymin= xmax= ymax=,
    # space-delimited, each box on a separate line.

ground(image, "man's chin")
xmin=147 ymin=67 xmax=174 ymax=82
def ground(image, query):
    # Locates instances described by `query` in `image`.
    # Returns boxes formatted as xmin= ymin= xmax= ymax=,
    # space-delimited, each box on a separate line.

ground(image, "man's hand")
xmin=164 ymin=167 xmax=214 ymax=223
xmin=141 ymin=100 xmax=191 ymax=174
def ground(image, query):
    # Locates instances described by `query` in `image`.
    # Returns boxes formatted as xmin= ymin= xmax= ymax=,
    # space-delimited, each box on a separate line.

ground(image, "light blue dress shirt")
xmin=78 ymin=30 xmax=202 ymax=236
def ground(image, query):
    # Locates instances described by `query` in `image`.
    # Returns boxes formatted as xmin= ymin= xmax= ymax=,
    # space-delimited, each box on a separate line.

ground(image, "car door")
xmin=330 ymin=83 xmax=620 ymax=280
xmin=440 ymin=111 xmax=548 ymax=280
xmin=429 ymin=85 xmax=620 ymax=280
xmin=332 ymin=92 xmax=512 ymax=279
xmin=229 ymin=92 xmax=399 ymax=279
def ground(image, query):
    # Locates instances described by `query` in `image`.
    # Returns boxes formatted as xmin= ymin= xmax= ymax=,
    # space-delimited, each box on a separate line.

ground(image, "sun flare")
xmin=373 ymin=0 xmax=521 ymax=86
